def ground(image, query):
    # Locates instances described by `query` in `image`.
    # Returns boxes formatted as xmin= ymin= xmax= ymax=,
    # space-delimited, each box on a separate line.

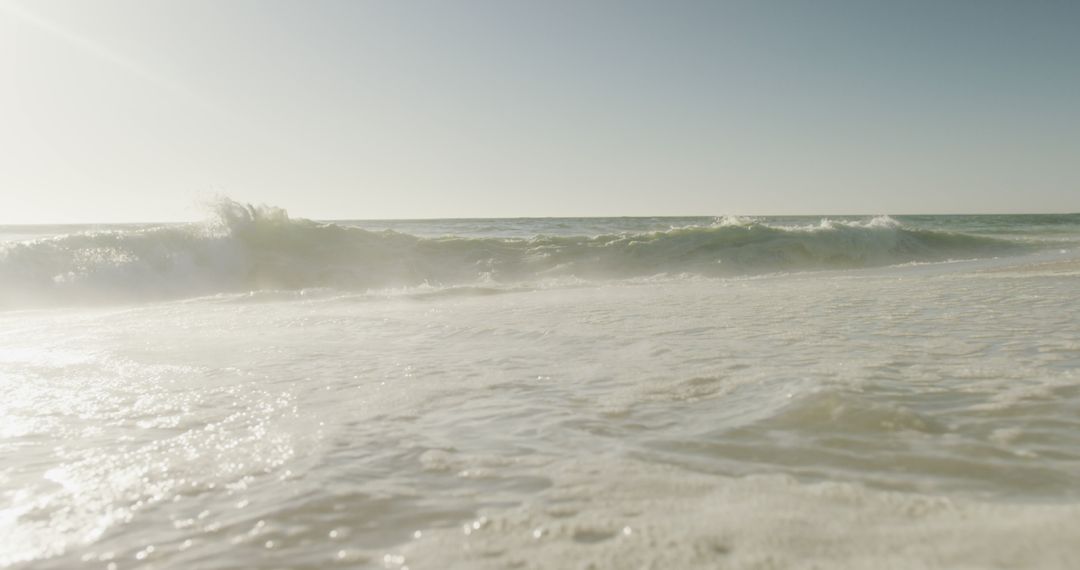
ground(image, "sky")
xmin=1 ymin=0 xmax=1078 ymax=223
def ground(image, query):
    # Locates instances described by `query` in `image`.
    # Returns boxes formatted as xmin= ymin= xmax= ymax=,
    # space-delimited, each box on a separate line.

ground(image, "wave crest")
xmin=0 ymin=200 xmax=1026 ymax=307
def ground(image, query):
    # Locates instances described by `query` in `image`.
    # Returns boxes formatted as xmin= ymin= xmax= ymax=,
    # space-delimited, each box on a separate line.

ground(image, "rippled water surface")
xmin=2 ymin=211 xmax=1079 ymax=568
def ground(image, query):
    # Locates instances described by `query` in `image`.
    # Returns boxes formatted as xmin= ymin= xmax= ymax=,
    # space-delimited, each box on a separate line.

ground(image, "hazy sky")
xmin=1 ymin=0 xmax=1078 ymax=223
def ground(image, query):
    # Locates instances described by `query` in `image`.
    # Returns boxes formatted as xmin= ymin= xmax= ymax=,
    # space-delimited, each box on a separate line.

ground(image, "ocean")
xmin=2 ymin=202 xmax=1079 ymax=569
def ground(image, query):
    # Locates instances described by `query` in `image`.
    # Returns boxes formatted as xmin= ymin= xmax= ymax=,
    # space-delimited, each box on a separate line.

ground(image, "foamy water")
xmin=2 ymin=203 xmax=1079 ymax=568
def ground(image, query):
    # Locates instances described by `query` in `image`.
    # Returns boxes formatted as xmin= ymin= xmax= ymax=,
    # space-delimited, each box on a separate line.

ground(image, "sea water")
xmin=2 ymin=202 xmax=1079 ymax=568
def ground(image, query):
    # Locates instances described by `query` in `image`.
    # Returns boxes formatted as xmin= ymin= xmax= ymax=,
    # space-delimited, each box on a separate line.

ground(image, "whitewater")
xmin=2 ymin=202 xmax=1079 ymax=569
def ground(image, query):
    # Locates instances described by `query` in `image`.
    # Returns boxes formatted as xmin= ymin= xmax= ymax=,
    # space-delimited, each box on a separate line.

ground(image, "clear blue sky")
xmin=1 ymin=0 xmax=1077 ymax=222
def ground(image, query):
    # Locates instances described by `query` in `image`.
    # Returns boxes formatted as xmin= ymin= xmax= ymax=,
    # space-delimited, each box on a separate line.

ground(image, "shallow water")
xmin=2 ymin=208 xmax=1079 ymax=568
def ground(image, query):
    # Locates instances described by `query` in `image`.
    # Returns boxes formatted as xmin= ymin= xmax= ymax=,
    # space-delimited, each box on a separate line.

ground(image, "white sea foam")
xmin=399 ymin=457 xmax=1080 ymax=569
xmin=1 ymin=207 xmax=1079 ymax=569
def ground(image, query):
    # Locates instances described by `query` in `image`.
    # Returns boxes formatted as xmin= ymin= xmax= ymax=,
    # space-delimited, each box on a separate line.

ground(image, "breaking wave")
xmin=0 ymin=200 xmax=1028 ymax=307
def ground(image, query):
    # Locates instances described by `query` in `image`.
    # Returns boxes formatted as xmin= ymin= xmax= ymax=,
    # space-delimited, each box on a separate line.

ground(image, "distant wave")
xmin=0 ymin=199 xmax=1029 ymax=307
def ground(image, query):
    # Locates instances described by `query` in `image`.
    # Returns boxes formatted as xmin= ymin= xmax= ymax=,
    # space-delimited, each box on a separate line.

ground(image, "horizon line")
xmin=2 ymin=211 xmax=1078 ymax=227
